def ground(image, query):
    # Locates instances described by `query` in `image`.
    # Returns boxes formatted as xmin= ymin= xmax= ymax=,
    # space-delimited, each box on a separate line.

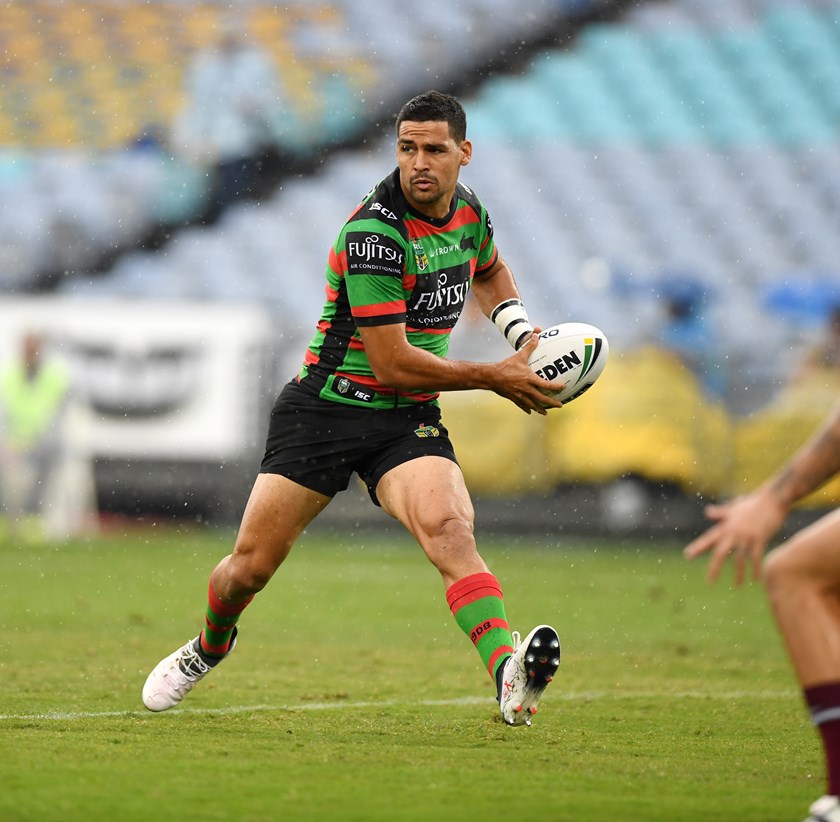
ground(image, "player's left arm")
xmin=472 ymin=255 xmax=539 ymax=350
xmin=471 ymin=255 xmax=521 ymax=315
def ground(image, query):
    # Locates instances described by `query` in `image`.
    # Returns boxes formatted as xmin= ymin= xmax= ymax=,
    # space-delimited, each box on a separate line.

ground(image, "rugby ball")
xmin=528 ymin=322 xmax=609 ymax=404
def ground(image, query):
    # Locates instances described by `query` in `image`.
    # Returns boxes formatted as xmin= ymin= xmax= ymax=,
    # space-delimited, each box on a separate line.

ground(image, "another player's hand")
xmin=494 ymin=330 xmax=565 ymax=415
xmin=683 ymin=489 xmax=788 ymax=585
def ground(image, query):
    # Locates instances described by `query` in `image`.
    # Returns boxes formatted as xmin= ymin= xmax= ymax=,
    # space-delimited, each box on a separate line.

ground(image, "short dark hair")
xmin=396 ymin=90 xmax=467 ymax=143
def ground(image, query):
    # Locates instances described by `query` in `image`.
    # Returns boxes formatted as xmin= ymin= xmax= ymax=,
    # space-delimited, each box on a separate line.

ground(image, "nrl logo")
xmin=412 ymin=239 xmax=428 ymax=271
xmin=336 ymin=378 xmax=351 ymax=394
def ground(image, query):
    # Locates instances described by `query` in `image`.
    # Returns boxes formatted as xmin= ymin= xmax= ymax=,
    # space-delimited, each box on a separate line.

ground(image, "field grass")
xmin=0 ymin=523 xmax=820 ymax=821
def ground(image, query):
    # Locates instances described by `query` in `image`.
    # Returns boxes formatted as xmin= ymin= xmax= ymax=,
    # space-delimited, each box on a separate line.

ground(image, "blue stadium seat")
xmin=27 ymin=0 xmax=840 ymax=427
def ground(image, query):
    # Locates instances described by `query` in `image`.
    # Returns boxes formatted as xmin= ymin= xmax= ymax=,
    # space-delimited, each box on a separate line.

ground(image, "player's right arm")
xmin=340 ymin=211 xmax=563 ymax=413
xmin=359 ymin=322 xmax=564 ymax=415
xmin=685 ymin=400 xmax=840 ymax=583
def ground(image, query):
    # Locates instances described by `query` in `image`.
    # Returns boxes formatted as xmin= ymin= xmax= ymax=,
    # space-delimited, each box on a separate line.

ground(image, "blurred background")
xmin=1 ymin=0 xmax=839 ymax=540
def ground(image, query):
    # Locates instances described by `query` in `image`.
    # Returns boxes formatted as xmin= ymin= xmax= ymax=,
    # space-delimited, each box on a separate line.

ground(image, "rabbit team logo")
xmin=459 ymin=234 xmax=476 ymax=252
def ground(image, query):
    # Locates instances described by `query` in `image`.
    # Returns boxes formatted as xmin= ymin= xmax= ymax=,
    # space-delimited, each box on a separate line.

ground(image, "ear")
xmin=459 ymin=139 xmax=473 ymax=167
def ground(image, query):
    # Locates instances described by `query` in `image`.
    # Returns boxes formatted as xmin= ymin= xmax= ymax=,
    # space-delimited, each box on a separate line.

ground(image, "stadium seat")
xmin=7 ymin=0 xmax=840 ymax=517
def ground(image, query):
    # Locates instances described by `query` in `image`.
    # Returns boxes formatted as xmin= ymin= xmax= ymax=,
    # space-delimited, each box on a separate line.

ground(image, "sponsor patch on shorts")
xmin=332 ymin=375 xmax=375 ymax=403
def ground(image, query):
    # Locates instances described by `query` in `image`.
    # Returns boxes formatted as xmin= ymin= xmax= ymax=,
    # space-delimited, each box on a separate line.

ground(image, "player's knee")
xmin=763 ymin=542 xmax=814 ymax=600
xmin=227 ymin=544 xmax=277 ymax=594
xmin=424 ymin=511 xmax=475 ymax=548
xmin=230 ymin=560 xmax=273 ymax=594
xmin=762 ymin=548 xmax=787 ymax=594
xmin=417 ymin=512 xmax=480 ymax=576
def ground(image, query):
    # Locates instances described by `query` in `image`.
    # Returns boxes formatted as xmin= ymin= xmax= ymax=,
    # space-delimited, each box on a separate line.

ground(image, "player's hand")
xmin=494 ymin=332 xmax=565 ymax=415
xmin=683 ymin=490 xmax=788 ymax=585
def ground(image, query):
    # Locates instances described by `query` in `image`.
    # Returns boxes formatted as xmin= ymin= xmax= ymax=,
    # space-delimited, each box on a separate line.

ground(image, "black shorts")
xmin=260 ymin=380 xmax=458 ymax=505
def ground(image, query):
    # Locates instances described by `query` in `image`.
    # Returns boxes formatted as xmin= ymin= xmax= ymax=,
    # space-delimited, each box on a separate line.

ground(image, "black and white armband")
xmin=491 ymin=298 xmax=534 ymax=350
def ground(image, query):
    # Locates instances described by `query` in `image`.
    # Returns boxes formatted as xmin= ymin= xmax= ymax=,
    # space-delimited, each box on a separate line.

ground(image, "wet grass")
xmin=0 ymin=526 xmax=817 ymax=820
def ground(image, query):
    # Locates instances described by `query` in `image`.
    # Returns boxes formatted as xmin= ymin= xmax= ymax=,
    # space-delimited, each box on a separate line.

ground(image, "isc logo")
xmin=370 ymin=201 xmax=397 ymax=220
xmin=534 ymin=350 xmax=582 ymax=381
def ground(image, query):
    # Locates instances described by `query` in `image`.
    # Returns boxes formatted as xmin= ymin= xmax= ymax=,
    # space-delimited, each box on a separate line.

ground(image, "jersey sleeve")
xmin=474 ymin=207 xmax=498 ymax=275
xmin=343 ymin=229 xmax=408 ymax=327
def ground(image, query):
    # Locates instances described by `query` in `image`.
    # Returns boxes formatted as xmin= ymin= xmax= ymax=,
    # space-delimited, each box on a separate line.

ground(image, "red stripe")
xmin=208 ymin=582 xmax=253 ymax=618
xmin=488 ymin=645 xmax=513 ymax=676
xmin=205 ymin=615 xmax=233 ymax=634
xmin=330 ymin=371 xmax=433 ymax=401
xmin=407 ymin=204 xmax=479 ymax=238
xmin=468 ymin=617 xmax=509 ymax=646
xmin=449 ymin=586 xmax=504 ymax=612
xmin=406 ymin=326 xmax=452 ymax=335
xmin=335 ymin=371 xmax=388 ymax=389
xmin=475 ymin=249 xmax=498 ymax=276
xmin=446 ymin=572 xmax=501 ymax=605
xmin=304 ymin=349 xmax=319 ymax=366
xmin=446 ymin=572 xmax=503 ymax=611
xmin=346 ymin=201 xmax=366 ymax=222
xmin=352 ymin=300 xmax=406 ymax=317
xmin=328 ymin=246 xmax=342 ymax=273
xmin=333 ymin=371 xmax=395 ymax=394
xmin=201 ymin=636 xmax=232 ymax=656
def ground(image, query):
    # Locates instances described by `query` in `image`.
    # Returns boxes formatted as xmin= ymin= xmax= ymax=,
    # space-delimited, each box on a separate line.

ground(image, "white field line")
xmin=0 ymin=690 xmax=797 ymax=722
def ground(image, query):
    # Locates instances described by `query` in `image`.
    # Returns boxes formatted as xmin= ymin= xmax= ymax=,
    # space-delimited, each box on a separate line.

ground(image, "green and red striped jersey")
xmin=297 ymin=168 xmax=498 ymax=409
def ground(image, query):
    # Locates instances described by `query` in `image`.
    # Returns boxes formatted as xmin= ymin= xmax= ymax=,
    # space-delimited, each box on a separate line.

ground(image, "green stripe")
xmin=451 ymin=595 xmax=512 ymax=679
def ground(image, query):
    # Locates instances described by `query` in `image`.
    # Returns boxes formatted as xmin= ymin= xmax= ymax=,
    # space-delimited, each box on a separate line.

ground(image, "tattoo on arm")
xmin=770 ymin=403 xmax=840 ymax=504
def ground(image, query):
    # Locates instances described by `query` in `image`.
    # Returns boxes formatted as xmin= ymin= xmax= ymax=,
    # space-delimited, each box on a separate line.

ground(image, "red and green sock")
xmin=199 ymin=581 xmax=253 ymax=659
xmin=446 ymin=572 xmax=513 ymax=690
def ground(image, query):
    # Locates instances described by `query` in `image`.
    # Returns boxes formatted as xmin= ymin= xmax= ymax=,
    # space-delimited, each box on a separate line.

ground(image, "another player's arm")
xmin=764 ymin=400 xmax=840 ymax=507
xmin=358 ymin=322 xmax=563 ymax=415
xmin=685 ymin=401 xmax=840 ymax=582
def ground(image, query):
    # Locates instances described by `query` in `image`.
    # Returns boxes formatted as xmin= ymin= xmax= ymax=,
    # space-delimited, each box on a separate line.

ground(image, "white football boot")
xmin=806 ymin=795 xmax=840 ymax=822
xmin=499 ymin=624 xmax=560 ymax=726
xmin=142 ymin=628 xmax=237 ymax=712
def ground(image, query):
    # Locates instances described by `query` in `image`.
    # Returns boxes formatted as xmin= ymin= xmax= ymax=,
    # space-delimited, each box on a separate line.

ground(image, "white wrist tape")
xmin=491 ymin=298 xmax=534 ymax=350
